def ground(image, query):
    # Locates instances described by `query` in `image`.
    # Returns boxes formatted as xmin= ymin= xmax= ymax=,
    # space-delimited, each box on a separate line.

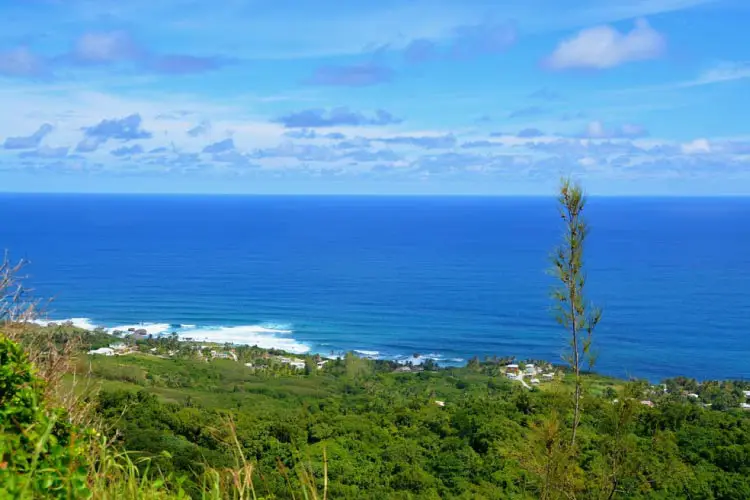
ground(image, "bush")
xmin=0 ymin=333 xmax=91 ymax=498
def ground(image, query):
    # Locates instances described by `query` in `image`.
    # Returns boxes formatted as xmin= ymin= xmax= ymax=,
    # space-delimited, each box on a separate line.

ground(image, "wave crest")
xmin=32 ymin=317 xmax=308 ymax=354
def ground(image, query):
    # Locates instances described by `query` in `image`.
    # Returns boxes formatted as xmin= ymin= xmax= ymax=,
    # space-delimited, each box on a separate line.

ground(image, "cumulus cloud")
xmin=275 ymin=107 xmax=402 ymax=128
xmin=111 ymin=144 xmax=145 ymax=157
xmin=344 ymin=149 xmax=401 ymax=162
xmin=0 ymin=46 xmax=47 ymax=77
xmin=722 ymin=141 xmax=750 ymax=154
xmin=253 ymin=142 xmax=338 ymax=162
xmin=379 ymin=134 xmax=456 ymax=149
xmin=283 ymin=128 xmax=318 ymax=139
xmin=187 ymin=120 xmax=211 ymax=137
xmin=75 ymin=136 xmax=102 ymax=153
xmin=76 ymin=114 xmax=152 ymax=152
xmin=3 ymin=123 xmax=54 ymax=149
xmin=306 ymin=63 xmax=393 ymax=86
xmin=578 ymin=121 xmax=648 ymax=139
xmin=282 ymin=129 xmax=345 ymax=140
xmin=211 ymin=150 xmax=254 ymax=166
xmin=71 ymin=31 xmax=140 ymax=64
xmin=202 ymin=138 xmax=235 ymax=154
xmin=83 ymin=114 xmax=152 ymax=141
xmin=527 ymin=139 xmax=645 ymax=156
xmin=546 ymin=18 xmax=665 ymax=69
xmin=681 ymin=138 xmax=711 ymax=154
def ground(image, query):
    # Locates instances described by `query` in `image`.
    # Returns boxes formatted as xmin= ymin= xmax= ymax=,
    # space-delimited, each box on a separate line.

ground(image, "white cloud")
xmin=603 ymin=60 xmax=750 ymax=95
xmin=580 ymin=120 xmax=648 ymax=138
xmin=72 ymin=31 xmax=140 ymax=63
xmin=681 ymin=138 xmax=711 ymax=154
xmin=546 ymin=18 xmax=665 ymax=69
xmin=686 ymin=61 xmax=750 ymax=87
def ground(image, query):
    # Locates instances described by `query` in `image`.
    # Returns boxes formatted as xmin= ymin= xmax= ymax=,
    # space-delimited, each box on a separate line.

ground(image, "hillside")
xmin=49 ymin=326 xmax=750 ymax=499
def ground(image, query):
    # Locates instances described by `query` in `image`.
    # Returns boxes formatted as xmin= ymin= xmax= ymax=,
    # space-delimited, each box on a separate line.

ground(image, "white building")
xmin=525 ymin=364 xmax=536 ymax=375
xmin=277 ymin=356 xmax=306 ymax=370
xmin=211 ymin=350 xmax=237 ymax=361
xmin=530 ymin=378 xmax=540 ymax=385
xmin=88 ymin=347 xmax=114 ymax=356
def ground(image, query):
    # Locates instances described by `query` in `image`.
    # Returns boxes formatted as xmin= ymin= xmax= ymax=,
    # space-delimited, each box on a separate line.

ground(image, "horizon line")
xmin=1 ymin=191 xmax=749 ymax=198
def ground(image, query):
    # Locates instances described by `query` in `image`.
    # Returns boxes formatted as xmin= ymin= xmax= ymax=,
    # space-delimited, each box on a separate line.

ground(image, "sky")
xmin=1 ymin=0 xmax=749 ymax=195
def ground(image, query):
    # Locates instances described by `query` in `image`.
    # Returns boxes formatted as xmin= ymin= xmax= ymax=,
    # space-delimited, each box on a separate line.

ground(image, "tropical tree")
xmin=550 ymin=178 xmax=602 ymax=447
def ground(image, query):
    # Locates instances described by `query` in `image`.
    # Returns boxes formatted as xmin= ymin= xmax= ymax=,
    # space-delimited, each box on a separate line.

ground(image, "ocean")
xmin=2 ymin=194 xmax=748 ymax=382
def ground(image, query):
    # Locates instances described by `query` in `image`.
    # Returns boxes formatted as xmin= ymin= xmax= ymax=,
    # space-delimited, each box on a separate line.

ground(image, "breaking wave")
xmin=32 ymin=317 xmax=308 ymax=354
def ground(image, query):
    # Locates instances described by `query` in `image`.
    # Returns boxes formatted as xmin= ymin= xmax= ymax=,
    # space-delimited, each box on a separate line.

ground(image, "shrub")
xmin=0 ymin=333 xmax=91 ymax=498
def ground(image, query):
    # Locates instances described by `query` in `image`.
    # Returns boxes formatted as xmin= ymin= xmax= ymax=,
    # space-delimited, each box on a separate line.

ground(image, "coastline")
xmin=33 ymin=316 xmax=749 ymax=383
xmin=33 ymin=316 xmax=470 ymax=366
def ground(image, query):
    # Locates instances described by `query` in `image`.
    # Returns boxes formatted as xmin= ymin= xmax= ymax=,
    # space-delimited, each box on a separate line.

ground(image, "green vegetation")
xmin=6 ymin=323 xmax=750 ymax=498
xmin=551 ymin=178 xmax=601 ymax=447
xmin=68 ymin=342 xmax=746 ymax=499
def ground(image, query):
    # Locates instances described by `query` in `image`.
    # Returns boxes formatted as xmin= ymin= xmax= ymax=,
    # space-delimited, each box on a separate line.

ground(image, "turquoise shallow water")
xmin=2 ymin=194 xmax=749 ymax=381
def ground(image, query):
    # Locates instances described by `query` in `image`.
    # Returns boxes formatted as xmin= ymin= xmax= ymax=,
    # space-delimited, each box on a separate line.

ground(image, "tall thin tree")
xmin=551 ymin=178 xmax=602 ymax=447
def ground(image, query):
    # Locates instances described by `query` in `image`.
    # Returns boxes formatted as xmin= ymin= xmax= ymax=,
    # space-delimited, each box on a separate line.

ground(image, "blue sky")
xmin=1 ymin=0 xmax=749 ymax=195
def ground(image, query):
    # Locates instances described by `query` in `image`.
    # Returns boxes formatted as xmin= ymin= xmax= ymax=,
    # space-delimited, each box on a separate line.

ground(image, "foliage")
xmin=550 ymin=178 xmax=602 ymax=452
xmin=0 ymin=333 xmax=90 ymax=498
xmin=71 ymin=349 xmax=750 ymax=499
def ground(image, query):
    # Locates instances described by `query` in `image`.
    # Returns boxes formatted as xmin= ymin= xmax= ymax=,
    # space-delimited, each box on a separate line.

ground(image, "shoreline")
xmin=32 ymin=316 xmax=749 ymax=384
xmin=33 ymin=316 xmax=469 ymax=367
xmin=77 ymin=326 xmax=750 ymax=413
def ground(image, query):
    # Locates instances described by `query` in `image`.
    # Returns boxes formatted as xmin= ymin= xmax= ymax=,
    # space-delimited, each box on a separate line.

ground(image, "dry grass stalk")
xmin=1 ymin=250 xmax=99 ymax=427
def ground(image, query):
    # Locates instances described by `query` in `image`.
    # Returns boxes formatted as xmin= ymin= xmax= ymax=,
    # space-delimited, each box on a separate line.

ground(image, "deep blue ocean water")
xmin=2 ymin=194 xmax=749 ymax=382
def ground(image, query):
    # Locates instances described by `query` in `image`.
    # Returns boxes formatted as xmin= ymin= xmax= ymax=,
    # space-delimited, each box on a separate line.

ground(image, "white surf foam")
xmin=107 ymin=323 xmax=173 ymax=336
xmin=29 ymin=317 xmax=465 ymax=365
xmin=29 ymin=317 xmax=308 ymax=354
xmin=395 ymin=353 xmax=444 ymax=365
xmin=354 ymin=349 xmax=380 ymax=357
xmin=178 ymin=325 xmax=308 ymax=353
xmin=32 ymin=317 xmax=99 ymax=331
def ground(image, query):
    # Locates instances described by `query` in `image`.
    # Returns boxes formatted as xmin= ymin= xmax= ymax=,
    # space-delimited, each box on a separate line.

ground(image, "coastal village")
xmin=83 ymin=324 xmax=750 ymax=413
